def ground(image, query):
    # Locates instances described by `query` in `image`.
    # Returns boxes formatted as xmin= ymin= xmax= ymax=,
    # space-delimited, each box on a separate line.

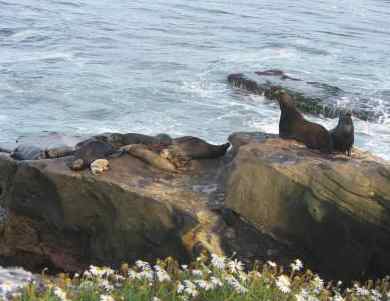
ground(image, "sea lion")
xmin=11 ymin=145 xmax=45 ymax=160
xmin=123 ymin=144 xmax=177 ymax=173
xmin=69 ymin=140 xmax=115 ymax=170
xmin=171 ymin=137 xmax=230 ymax=159
xmin=45 ymin=146 xmax=74 ymax=159
xmin=276 ymin=91 xmax=333 ymax=153
xmin=159 ymin=137 xmax=230 ymax=169
xmin=76 ymin=133 xmax=173 ymax=150
xmin=330 ymin=112 xmax=354 ymax=156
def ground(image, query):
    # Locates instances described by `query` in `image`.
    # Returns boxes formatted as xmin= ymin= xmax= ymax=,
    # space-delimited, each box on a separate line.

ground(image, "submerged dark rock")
xmin=228 ymin=71 xmax=382 ymax=121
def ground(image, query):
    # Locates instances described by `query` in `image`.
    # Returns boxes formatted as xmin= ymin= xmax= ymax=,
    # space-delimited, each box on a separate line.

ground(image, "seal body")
xmin=277 ymin=92 xmax=332 ymax=153
xmin=171 ymin=137 xmax=230 ymax=159
xmin=124 ymin=144 xmax=177 ymax=172
xmin=330 ymin=112 xmax=354 ymax=156
xmin=70 ymin=140 xmax=115 ymax=170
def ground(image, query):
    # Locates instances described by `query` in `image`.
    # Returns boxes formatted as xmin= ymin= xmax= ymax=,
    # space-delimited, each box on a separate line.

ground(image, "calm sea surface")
xmin=1 ymin=0 xmax=390 ymax=158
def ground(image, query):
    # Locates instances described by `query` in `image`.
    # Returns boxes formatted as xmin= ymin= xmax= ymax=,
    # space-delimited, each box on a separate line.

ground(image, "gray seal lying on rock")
xmin=76 ymin=133 xmax=172 ymax=150
xmin=69 ymin=140 xmax=116 ymax=171
xmin=330 ymin=112 xmax=354 ymax=156
xmin=276 ymin=91 xmax=333 ymax=153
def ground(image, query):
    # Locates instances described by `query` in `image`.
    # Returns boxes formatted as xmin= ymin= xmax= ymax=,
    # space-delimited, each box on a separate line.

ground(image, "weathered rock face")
xmin=0 ymin=152 xmax=212 ymax=271
xmin=226 ymin=132 xmax=390 ymax=281
xmin=0 ymin=136 xmax=299 ymax=273
xmin=227 ymin=71 xmax=381 ymax=121
xmin=2 ymin=131 xmax=390 ymax=282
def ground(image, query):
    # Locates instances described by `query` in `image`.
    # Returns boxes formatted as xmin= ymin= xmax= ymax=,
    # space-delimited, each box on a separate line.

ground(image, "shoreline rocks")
xmin=0 ymin=131 xmax=389 ymax=282
xmin=226 ymin=132 xmax=390 ymax=281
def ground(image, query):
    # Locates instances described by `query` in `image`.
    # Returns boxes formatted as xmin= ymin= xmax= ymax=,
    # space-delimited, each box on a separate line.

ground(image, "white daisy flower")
xmin=228 ymin=259 xmax=244 ymax=274
xmin=210 ymin=276 xmax=223 ymax=289
xmin=290 ymin=259 xmax=303 ymax=272
xmin=183 ymin=280 xmax=198 ymax=297
xmin=100 ymin=295 xmax=114 ymax=301
xmin=154 ymin=265 xmax=171 ymax=282
xmin=225 ymin=275 xmax=248 ymax=294
xmin=267 ymin=261 xmax=277 ymax=268
xmin=135 ymin=260 xmax=151 ymax=271
xmin=276 ymin=275 xmax=291 ymax=294
xmin=191 ymin=269 xmax=203 ymax=277
xmin=53 ymin=287 xmax=68 ymax=301
xmin=311 ymin=275 xmax=324 ymax=293
xmin=177 ymin=282 xmax=185 ymax=294
xmin=211 ymin=254 xmax=226 ymax=270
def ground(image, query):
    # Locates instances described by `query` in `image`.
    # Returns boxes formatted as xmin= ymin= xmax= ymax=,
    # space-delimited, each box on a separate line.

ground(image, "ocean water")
xmin=0 ymin=0 xmax=390 ymax=158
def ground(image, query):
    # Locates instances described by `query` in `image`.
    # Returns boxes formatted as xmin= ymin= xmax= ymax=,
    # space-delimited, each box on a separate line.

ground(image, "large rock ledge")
xmin=226 ymin=132 xmax=390 ymax=281
xmin=0 ymin=136 xmax=299 ymax=275
xmin=0 ymin=132 xmax=390 ymax=282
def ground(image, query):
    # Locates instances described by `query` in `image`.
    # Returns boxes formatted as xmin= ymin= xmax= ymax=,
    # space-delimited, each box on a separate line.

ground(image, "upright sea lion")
xmin=276 ymin=92 xmax=332 ymax=153
xmin=330 ymin=112 xmax=354 ymax=156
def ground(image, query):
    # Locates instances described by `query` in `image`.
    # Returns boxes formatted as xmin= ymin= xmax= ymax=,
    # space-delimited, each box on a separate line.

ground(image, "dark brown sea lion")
xmin=330 ymin=112 xmax=354 ymax=156
xmin=171 ymin=137 xmax=230 ymax=159
xmin=69 ymin=140 xmax=115 ymax=170
xmin=276 ymin=91 xmax=332 ymax=153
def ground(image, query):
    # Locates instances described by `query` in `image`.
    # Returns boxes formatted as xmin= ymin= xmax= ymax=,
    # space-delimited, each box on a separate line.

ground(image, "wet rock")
xmin=225 ymin=132 xmax=390 ymax=281
xmin=228 ymin=71 xmax=381 ymax=121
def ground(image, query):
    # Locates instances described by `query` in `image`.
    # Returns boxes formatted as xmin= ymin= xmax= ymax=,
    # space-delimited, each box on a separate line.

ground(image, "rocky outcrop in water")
xmin=227 ymin=70 xmax=381 ymax=121
xmin=226 ymin=132 xmax=390 ymax=281
xmin=1 ymin=132 xmax=390 ymax=282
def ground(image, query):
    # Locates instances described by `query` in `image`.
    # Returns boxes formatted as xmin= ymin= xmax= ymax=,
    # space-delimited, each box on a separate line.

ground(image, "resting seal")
xmin=69 ymin=140 xmax=115 ymax=170
xmin=123 ymin=144 xmax=177 ymax=173
xmin=76 ymin=133 xmax=172 ymax=150
xmin=276 ymin=92 xmax=332 ymax=153
xmin=171 ymin=137 xmax=230 ymax=159
xmin=330 ymin=112 xmax=354 ymax=156
xmin=160 ymin=137 xmax=230 ymax=169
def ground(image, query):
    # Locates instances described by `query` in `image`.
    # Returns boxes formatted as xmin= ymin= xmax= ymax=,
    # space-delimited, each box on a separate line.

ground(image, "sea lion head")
xmin=275 ymin=90 xmax=297 ymax=111
xmin=338 ymin=111 xmax=354 ymax=133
